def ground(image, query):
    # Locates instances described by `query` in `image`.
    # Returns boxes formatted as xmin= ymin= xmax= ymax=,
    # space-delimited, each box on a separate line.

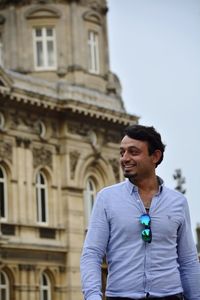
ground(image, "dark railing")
xmin=1 ymin=223 xmax=15 ymax=236
xmin=39 ymin=227 xmax=56 ymax=239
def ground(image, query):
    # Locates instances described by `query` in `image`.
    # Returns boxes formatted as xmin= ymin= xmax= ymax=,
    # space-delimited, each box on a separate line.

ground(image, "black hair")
xmin=124 ymin=124 xmax=166 ymax=167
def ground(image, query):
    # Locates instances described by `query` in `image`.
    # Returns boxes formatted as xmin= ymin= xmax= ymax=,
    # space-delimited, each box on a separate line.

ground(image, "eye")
xmin=120 ymin=150 xmax=124 ymax=157
xmin=130 ymin=149 xmax=140 ymax=156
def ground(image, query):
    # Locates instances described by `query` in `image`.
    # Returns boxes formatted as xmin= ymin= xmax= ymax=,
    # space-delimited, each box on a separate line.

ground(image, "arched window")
xmin=0 ymin=270 xmax=9 ymax=300
xmin=40 ymin=272 xmax=51 ymax=300
xmin=0 ymin=166 xmax=7 ymax=221
xmin=84 ymin=177 xmax=97 ymax=228
xmin=36 ymin=171 xmax=48 ymax=224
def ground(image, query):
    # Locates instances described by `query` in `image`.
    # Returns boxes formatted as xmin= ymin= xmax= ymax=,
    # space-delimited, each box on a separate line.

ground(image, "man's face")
xmin=120 ymin=135 xmax=159 ymax=181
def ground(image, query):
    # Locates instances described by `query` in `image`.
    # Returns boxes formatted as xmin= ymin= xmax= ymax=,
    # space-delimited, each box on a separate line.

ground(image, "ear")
xmin=152 ymin=149 xmax=162 ymax=165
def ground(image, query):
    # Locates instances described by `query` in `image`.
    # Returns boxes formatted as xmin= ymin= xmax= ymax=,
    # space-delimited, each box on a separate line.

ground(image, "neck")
xmin=130 ymin=176 xmax=159 ymax=208
xmin=130 ymin=175 xmax=159 ymax=193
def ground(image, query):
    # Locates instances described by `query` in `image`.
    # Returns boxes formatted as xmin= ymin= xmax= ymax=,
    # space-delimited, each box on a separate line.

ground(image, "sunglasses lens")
xmin=140 ymin=214 xmax=151 ymax=226
xmin=140 ymin=214 xmax=152 ymax=243
xmin=141 ymin=228 xmax=152 ymax=242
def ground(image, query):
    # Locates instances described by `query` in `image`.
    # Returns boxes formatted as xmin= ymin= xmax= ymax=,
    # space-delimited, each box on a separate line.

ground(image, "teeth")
xmin=124 ymin=165 xmax=135 ymax=168
xmin=124 ymin=166 xmax=134 ymax=169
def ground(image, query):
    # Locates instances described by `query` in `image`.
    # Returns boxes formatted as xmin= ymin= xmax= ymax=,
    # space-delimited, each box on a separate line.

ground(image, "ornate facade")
xmin=0 ymin=1 xmax=138 ymax=299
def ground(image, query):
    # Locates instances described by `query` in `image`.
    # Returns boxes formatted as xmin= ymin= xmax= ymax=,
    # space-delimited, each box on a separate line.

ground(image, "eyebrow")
xmin=119 ymin=146 xmax=141 ymax=151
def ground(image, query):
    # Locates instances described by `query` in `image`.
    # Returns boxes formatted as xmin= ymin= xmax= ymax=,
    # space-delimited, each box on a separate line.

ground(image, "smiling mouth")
xmin=123 ymin=164 xmax=136 ymax=170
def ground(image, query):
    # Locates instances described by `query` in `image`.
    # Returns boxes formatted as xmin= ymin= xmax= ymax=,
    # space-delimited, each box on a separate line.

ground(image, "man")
xmin=80 ymin=124 xmax=200 ymax=300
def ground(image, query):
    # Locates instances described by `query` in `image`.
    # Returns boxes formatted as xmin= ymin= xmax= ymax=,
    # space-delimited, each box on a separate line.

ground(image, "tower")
xmin=0 ymin=1 xmax=138 ymax=299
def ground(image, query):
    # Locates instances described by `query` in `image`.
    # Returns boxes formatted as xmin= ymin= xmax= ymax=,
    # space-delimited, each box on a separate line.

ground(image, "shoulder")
xmin=98 ymin=181 xmax=127 ymax=195
xmin=94 ymin=181 xmax=128 ymax=213
xmin=162 ymin=185 xmax=187 ymax=205
xmin=95 ymin=181 xmax=128 ymax=204
xmin=163 ymin=185 xmax=186 ymax=196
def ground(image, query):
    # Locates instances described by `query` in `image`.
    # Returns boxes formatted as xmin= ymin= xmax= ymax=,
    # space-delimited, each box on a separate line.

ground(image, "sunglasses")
xmin=139 ymin=214 xmax=152 ymax=243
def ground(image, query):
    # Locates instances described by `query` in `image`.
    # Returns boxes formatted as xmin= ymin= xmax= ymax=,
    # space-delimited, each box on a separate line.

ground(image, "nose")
xmin=121 ymin=150 xmax=131 ymax=162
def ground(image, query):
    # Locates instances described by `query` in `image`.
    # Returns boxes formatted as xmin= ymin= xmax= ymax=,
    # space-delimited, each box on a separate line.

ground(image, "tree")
xmin=173 ymin=168 xmax=186 ymax=194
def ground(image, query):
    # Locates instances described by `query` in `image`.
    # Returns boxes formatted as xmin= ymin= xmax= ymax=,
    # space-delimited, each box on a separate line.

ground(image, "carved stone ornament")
xmin=0 ymin=0 xmax=31 ymax=8
xmin=0 ymin=141 xmax=12 ymax=162
xmin=18 ymin=264 xmax=36 ymax=271
xmin=81 ymin=0 xmax=107 ymax=13
xmin=69 ymin=151 xmax=80 ymax=179
xmin=0 ymin=0 xmax=49 ymax=7
xmin=10 ymin=112 xmax=36 ymax=134
xmin=68 ymin=121 xmax=90 ymax=137
xmin=106 ymin=130 xmax=122 ymax=144
xmin=33 ymin=147 xmax=52 ymax=168
xmin=109 ymin=158 xmax=120 ymax=182
xmin=16 ymin=137 xmax=31 ymax=148
xmin=88 ymin=130 xmax=103 ymax=158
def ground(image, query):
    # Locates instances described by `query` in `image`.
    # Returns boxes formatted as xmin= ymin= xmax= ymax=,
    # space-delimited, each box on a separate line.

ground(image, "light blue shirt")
xmin=80 ymin=179 xmax=200 ymax=300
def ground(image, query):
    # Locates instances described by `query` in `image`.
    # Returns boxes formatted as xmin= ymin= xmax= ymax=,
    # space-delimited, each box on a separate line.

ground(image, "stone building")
xmin=0 ymin=0 xmax=138 ymax=299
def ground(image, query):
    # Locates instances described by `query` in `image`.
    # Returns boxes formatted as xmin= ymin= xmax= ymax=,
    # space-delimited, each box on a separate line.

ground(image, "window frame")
xmin=33 ymin=26 xmax=57 ymax=71
xmin=0 ymin=270 xmax=9 ymax=300
xmin=0 ymin=166 xmax=8 ymax=221
xmin=88 ymin=30 xmax=100 ymax=74
xmin=84 ymin=177 xmax=97 ymax=228
xmin=40 ymin=272 xmax=51 ymax=300
xmin=36 ymin=171 xmax=48 ymax=225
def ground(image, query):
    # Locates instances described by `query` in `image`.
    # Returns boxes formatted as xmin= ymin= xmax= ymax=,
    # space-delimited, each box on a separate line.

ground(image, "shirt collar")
xmin=126 ymin=176 xmax=164 ymax=195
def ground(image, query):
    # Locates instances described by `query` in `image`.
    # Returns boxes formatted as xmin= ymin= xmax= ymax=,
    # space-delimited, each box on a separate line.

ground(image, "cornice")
xmin=0 ymin=67 xmax=139 ymax=125
xmin=0 ymin=83 xmax=60 ymax=110
xmin=61 ymin=100 xmax=138 ymax=125
xmin=3 ymin=69 xmax=125 ymax=111
xmin=0 ymin=84 xmax=138 ymax=125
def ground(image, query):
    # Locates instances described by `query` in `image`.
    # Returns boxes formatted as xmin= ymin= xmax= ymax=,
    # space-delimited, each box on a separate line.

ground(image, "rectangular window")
xmin=0 ymin=167 xmax=7 ymax=221
xmin=0 ymin=181 xmax=5 ymax=218
xmin=36 ymin=172 xmax=48 ymax=224
xmin=33 ymin=27 xmax=57 ymax=70
xmin=41 ymin=189 xmax=46 ymax=223
xmin=36 ymin=187 xmax=47 ymax=224
xmin=88 ymin=31 xmax=100 ymax=74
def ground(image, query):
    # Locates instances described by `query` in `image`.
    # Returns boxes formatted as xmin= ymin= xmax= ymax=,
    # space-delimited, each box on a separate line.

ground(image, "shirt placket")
xmin=134 ymin=189 xmax=154 ymax=296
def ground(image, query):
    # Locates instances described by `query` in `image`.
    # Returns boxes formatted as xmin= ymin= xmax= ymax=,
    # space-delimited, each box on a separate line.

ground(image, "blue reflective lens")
xmin=141 ymin=229 xmax=152 ymax=242
xmin=139 ymin=214 xmax=152 ymax=243
xmin=139 ymin=214 xmax=151 ymax=226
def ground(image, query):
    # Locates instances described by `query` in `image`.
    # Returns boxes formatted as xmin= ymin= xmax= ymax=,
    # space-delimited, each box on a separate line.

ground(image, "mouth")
xmin=123 ymin=164 xmax=136 ymax=171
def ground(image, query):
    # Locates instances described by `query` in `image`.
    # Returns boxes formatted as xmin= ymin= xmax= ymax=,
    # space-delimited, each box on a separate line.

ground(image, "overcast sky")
xmin=107 ymin=0 xmax=200 ymax=242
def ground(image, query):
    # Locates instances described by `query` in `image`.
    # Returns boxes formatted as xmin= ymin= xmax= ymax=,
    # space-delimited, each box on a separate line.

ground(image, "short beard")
xmin=123 ymin=172 xmax=137 ymax=179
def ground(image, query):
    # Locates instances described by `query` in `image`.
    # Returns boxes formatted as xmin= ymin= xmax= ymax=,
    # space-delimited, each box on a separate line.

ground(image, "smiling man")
xmin=80 ymin=124 xmax=200 ymax=300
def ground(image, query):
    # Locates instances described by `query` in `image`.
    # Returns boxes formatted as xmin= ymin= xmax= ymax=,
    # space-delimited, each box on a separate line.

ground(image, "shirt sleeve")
xmin=80 ymin=191 xmax=110 ymax=300
xmin=177 ymin=198 xmax=200 ymax=300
